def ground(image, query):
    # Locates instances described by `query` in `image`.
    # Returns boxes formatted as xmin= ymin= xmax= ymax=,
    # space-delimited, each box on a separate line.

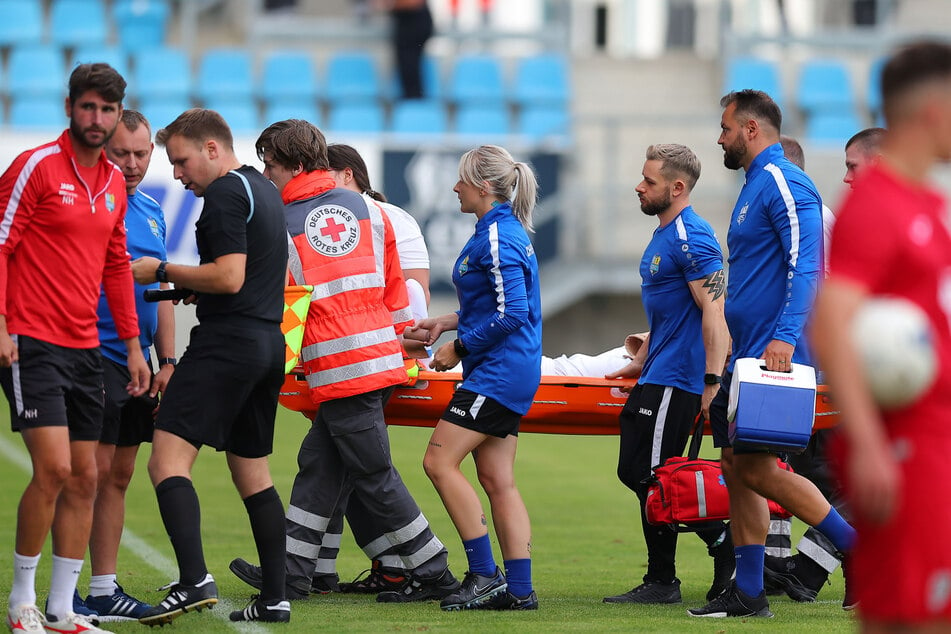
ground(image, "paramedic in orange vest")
xmin=229 ymin=119 xmax=459 ymax=603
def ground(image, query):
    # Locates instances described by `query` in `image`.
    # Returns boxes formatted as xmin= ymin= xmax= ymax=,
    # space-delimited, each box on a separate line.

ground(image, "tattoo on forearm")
xmin=702 ymin=270 xmax=725 ymax=301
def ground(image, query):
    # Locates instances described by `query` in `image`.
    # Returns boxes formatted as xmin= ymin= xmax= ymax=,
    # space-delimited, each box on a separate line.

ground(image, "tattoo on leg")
xmin=703 ymin=270 xmax=725 ymax=301
xmin=429 ymin=440 xmax=441 ymax=448
xmin=481 ymin=514 xmax=487 ymax=526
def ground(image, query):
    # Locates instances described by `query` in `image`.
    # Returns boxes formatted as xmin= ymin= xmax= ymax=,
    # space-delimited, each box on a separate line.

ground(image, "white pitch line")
xmin=0 ymin=433 xmax=268 ymax=633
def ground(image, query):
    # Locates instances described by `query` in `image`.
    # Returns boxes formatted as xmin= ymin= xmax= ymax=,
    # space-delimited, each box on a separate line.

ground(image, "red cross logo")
xmin=320 ymin=217 xmax=347 ymax=242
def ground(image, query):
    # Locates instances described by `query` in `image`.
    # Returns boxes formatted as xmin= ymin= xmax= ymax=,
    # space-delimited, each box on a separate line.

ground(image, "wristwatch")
xmin=704 ymin=373 xmax=722 ymax=385
xmin=158 ymin=357 xmax=177 ymax=367
xmin=156 ymin=260 xmax=169 ymax=283
xmin=453 ymin=338 xmax=469 ymax=358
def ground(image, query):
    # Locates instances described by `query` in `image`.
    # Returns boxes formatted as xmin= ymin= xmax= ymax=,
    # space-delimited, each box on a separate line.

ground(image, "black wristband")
xmin=453 ymin=338 xmax=469 ymax=358
xmin=704 ymin=373 xmax=722 ymax=385
xmin=156 ymin=260 xmax=169 ymax=283
xmin=158 ymin=357 xmax=176 ymax=367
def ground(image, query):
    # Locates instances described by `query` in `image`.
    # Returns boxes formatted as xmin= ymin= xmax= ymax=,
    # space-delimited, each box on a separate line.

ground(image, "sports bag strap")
xmin=686 ymin=412 xmax=705 ymax=460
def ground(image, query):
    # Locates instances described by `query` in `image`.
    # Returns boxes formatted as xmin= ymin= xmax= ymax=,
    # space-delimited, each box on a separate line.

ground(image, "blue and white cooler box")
xmin=727 ymin=357 xmax=817 ymax=453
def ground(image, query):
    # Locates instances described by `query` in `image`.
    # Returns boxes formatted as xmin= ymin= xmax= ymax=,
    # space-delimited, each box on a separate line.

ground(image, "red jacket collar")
xmin=282 ymin=170 xmax=337 ymax=204
xmin=56 ymin=129 xmax=113 ymax=179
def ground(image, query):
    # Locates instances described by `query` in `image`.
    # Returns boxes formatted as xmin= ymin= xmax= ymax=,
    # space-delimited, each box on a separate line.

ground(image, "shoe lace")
xmin=12 ymin=605 xmax=44 ymax=630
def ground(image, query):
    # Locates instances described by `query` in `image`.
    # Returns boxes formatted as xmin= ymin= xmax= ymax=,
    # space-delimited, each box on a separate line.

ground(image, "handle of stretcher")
xmin=144 ymin=288 xmax=195 ymax=302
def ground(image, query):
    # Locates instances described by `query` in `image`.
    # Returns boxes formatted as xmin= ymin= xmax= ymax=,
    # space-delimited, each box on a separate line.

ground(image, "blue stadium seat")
xmin=797 ymin=59 xmax=854 ymax=114
xmin=263 ymin=100 xmax=322 ymax=127
xmin=867 ymin=56 xmax=885 ymax=116
xmin=196 ymin=48 xmax=254 ymax=103
xmin=7 ymin=46 xmax=66 ymax=99
xmin=137 ymin=97 xmax=192 ymax=129
xmin=324 ymin=51 xmax=381 ymax=104
xmin=805 ymin=110 xmax=863 ymax=146
xmin=387 ymin=55 xmax=442 ymax=101
xmin=390 ymin=100 xmax=447 ymax=134
xmin=519 ymin=104 xmax=569 ymax=141
xmin=260 ymin=50 xmax=319 ymax=103
xmin=204 ymin=98 xmax=259 ymax=133
xmin=0 ymin=0 xmax=44 ymax=49
xmin=50 ymin=0 xmax=108 ymax=48
xmin=723 ymin=57 xmax=783 ymax=107
xmin=512 ymin=54 xmax=569 ymax=107
xmin=455 ymin=103 xmax=510 ymax=136
xmin=114 ymin=0 xmax=169 ymax=51
xmin=327 ymin=102 xmax=385 ymax=133
xmin=9 ymin=96 xmax=65 ymax=131
xmin=132 ymin=47 xmax=191 ymax=103
xmin=448 ymin=54 xmax=505 ymax=105
xmin=71 ymin=46 xmax=130 ymax=81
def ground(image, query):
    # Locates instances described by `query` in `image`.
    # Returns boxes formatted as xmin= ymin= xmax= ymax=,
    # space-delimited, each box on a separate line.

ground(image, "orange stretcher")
xmin=279 ymin=368 xmax=840 ymax=436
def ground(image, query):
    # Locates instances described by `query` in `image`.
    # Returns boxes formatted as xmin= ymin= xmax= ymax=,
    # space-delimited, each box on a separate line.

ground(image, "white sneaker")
xmin=40 ymin=612 xmax=105 ymax=634
xmin=6 ymin=604 xmax=45 ymax=633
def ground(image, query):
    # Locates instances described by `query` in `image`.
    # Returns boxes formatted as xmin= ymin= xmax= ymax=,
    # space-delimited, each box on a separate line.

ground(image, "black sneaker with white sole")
xmin=229 ymin=596 xmax=291 ymax=623
xmin=376 ymin=568 xmax=460 ymax=603
xmin=439 ymin=568 xmax=507 ymax=611
xmin=603 ymin=579 xmax=682 ymax=604
xmin=478 ymin=589 xmax=539 ymax=610
xmin=138 ymin=574 xmax=218 ymax=626
xmin=687 ymin=582 xmax=772 ymax=618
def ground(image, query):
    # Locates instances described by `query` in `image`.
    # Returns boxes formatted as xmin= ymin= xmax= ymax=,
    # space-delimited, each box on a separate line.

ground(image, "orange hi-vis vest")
xmin=283 ymin=172 xmax=413 ymax=405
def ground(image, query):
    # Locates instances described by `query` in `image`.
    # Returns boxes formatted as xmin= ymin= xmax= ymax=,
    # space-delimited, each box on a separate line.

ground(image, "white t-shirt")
xmin=364 ymin=194 xmax=429 ymax=271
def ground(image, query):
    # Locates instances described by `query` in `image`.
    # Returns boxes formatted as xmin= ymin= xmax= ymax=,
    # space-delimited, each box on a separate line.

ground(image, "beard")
xmin=640 ymin=188 xmax=672 ymax=216
xmin=70 ymin=119 xmax=115 ymax=150
xmin=722 ymin=136 xmax=747 ymax=170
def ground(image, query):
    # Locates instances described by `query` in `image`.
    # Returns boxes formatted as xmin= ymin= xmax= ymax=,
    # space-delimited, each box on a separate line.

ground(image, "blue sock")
xmin=462 ymin=534 xmax=496 ymax=576
xmin=734 ymin=544 xmax=765 ymax=598
xmin=815 ymin=507 xmax=856 ymax=552
xmin=503 ymin=558 xmax=532 ymax=598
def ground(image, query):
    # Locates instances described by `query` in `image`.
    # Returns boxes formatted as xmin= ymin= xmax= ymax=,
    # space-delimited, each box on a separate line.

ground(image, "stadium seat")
xmin=796 ymin=59 xmax=854 ymax=114
xmin=263 ymin=100 xmax=322 ymax=127
xmin=455 ymin=103 xmax=510 ymax=136
xmin=7 ymin=46 xmax=66 ymax=99
xmin=0 ymin=0 xmax=44 ymax=49
xmin=723 ymin=57 xmax=783 ymax=107
xmin=114 ymin=0 xmax=170 ymax=51
xmin=50 ymin=0 xmax=108 ymax=48
xmin=519 ymin=104 xmax=569 ymax=141
xmin=71 ymin=46 xmax=130 ymax=82
xmin=448 ymin=54 xmax=505 ymax=106
xmin=867 ymin=56 xmax=885 ymax=116
xmin=390 ymin=100 xmax=447 ymax=134
xmin=260 ymin=50 xmax=319 ymax=103
xmin=387 ymin=55 xmax=442 ymax=101
xmin=196 ymin=48 xmax=255 ymax=103
xmin=132 ymin=47 xmax=191 ymax=103
xmin=9 ymin=96 xmax=65 ymax=131
xmin=137 ymin=97 xmax=192 ymax=130
xmin=204 ymin=99 xmax=259 ymax=133
xmin=327 ymin=102 xmax=385 ymax=133
xmin=805 ymin=110 xmax=863 ymax=146
xmin=324 ymin=51 xmax=382 ymax=104
xmin=512 ymin=54 xmax=569 ymax=107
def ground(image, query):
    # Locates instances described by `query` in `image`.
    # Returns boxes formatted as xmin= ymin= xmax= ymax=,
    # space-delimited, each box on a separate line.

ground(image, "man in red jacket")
xmin=0 ymin=63 xmax=149 ymax=634
xmin=230 ymin=118 xmax=459 ymax=603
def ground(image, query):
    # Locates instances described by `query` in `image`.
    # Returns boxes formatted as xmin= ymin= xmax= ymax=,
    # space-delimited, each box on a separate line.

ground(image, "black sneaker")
xmin=339 ymin=561 xmax=408 ymax=594
xmin=311 ymin=574 xmax=340 ymax=594
xmin=229 ymin=596 xmax=291 ymax=623
xmin=603 ymin=579 xmax=681 ymax=604
xmin=440 ymin=568 xmax=507 ymax=611
xmin=138 ymin=574 xmax=218 ymax=626
xmin=707 ymin=534 xmax=735 ymax=601
xmin=478 ymin=590 xmax=538 ymax=610
xmin=763 ymin=553 xmax=827 ymax=602
xmin=377 ymin=568 xmax=460 ymax=603
xmin=688 ymin=582 xmax=772 ymax=618
xmin=228 ymin=558 xmax=310 ymax=600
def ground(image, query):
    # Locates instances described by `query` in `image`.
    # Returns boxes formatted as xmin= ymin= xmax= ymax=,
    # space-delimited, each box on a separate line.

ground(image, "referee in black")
xmin=130 ymin=109 xmax=291 ymax=625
